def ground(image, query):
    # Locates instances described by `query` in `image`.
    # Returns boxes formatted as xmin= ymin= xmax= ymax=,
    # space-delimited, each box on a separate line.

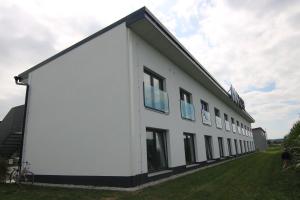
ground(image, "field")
xmin=1 ymin=146 xmax=299 ymax=200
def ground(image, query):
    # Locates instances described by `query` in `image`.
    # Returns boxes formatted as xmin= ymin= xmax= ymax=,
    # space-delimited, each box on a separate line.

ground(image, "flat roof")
xmin=17 ymin=7 xmax=255 ymax=123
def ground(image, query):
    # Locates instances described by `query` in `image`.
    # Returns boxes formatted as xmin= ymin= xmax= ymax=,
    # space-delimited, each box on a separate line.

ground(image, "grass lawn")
xmin=1 ymin=146 xmax=300 ymax=200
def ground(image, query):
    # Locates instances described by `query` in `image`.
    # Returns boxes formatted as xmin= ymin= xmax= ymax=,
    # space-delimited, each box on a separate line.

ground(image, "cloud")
xmin=166 ymin=0 xmax=300 ymax=138
xmin=0 ymin=0 xmax=299 ymax=139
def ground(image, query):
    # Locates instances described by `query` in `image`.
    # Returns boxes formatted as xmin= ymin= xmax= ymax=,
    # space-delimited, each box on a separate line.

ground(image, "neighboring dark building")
xmin=0 ymin=105 xmax=25 ymax=158
xmin=252 ymin=127 xmax=268 ymax=151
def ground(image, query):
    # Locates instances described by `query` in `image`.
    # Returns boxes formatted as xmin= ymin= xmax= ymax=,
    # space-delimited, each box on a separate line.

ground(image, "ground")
xmin=1 ymin=146 xmax=299 ymax=200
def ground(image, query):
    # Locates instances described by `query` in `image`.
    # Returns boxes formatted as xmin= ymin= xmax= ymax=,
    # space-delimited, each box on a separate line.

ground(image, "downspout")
xmin=14 ymin=76 xmax=29 ymax=171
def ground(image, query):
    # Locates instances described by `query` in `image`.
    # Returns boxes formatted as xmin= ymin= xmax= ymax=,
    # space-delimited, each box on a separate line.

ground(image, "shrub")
xmin=0 ymin=156 xmax=8 ymax=182
xmin=284 ymin=120 xmax=300 ymax=168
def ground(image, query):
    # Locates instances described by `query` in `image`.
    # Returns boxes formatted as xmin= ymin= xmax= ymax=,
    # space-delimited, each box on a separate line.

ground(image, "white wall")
xmin=23 ymin=23 xmax=134 ymax=176
xmin=129 ymin=30 xmax=254 ymax=175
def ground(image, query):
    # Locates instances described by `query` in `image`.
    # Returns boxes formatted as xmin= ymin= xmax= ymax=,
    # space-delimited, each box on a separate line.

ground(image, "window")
xmin=218 ymin=137 xmax=224 ymax=157
xmin=224 ymin=114 xmax=230 ymax=131
xmin=231 ymin=117 xmax=236 ymax=133
xmin=237 ymin=121 xmax=240 ymax=134
xmin=204 ymin=135 xmax=213 ymax=160
xmin=215 ymin=108 xmax=222 ymax=128
xmin=244 ymin=141 xmax=247 ymax=152
xmin=183 ymin=133 xmax=196 ymax=165
xmin=239 ymin=140 xmax=243 ymax=153
xmin=215 ymin=108 xmax=222 ymax=129
xmin=146 ymin=128 xmax=168 ymax=172
xmin=227 ymin=138 xmax=232 ymax=156
xmin=241 ymin=123 xmax=244 ymax=135
xmin=180 ymin=89 xmax=195 ymax=120
xmin=224 ymin=114 xmax=228 ymax=121
xmin=214 ymin=108 xmax=220 ymax=117
xmin=201 ymin=100 xmax=211 ymax=125
xmin=234 ymin=139 xmax=238 ymax=155
xmin=201 ymin=100 xmax=209 ymax=111
xmin=143 ymin=69 xmax=169 ymax=113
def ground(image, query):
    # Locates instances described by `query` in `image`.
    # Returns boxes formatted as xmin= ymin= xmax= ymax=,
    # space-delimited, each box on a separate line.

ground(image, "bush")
xmin=0 ymin=156 xmax=8 ymax=182
xmin=284 ymin=120 xmax=300 ymax=168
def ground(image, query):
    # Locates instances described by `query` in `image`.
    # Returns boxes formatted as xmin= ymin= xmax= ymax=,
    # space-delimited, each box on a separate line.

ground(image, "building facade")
xmin=252 ymin=127 xmax=268 ymax=151
xmin=15 ymin=7 xmax=255 ymax=188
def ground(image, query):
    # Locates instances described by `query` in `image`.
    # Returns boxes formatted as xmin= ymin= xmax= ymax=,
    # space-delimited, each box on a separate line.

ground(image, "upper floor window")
xmin=214 ymin=108 xmax=222 ymax=129
xmin=180 ymin=89 xmax=195 ymax=120
xmin=201 ymin=100 xmax=211 ymax=125
xmin=231 ymin=117 xmax=236 ymax=133
xmin=224 ymin=114 xmax=228 ymax=121
xmin=224 ymin=113 xmax=230 ymax=131
xmin=214 ymin=108 xmax=220 ymax=117
xmin=143 ymin=69 xmax=169 ymax=113
xmin=201 ymin=100 xmax=209 ymax=111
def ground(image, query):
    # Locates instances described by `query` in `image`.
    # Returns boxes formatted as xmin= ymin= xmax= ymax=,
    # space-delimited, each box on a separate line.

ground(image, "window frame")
xmin=183 ymin=133 xmax=197 ymax=165
xmin=143 ymin=68 xmax=169 ymax=114
xmin=146 ymin=128 xmax=169 ymax=173
xmin=179 ymin=88 xmax=195 ymax=121
xmin=204 ymin=135 xmax=214 ymax=160
xmin=218 ymin=137 xmax=224 ymax=158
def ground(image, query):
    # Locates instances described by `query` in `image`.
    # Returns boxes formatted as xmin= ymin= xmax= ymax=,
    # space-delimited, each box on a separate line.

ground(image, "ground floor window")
xmin=146 ymin=128 xmax=168 ymax=172
xmin=184 ymin=133 xmax=196 ymax=165
xmin=218 ymin=137 xmax=224 ymax=157
xmin=234 ymin=139 xmax=238 ymax=154
xmin=240 ymin=140 xmax=243 ymax=153
xmin=205 ymin=135 xmax=213 ymax=160
xmin=227 ymin=138 xmax=232 ymax=156
xmin=244 ymin=141 xmax=247 ymax=152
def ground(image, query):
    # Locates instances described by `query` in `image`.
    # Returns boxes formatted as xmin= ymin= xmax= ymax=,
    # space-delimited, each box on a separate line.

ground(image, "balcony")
xmin=144 ymin=85 xmax=169 ymax=113
xmin=180 ymin=101 xmax=195 ymax=121
xmin=216 ymin=116 xmax=222 ymax=129
xmin=232 ymin=124 xmax=236 ymax=133
xmin=202 ymin=110 xmax=211 ymax=125
xmin=225 ymin=121 xmax=230 ymax=131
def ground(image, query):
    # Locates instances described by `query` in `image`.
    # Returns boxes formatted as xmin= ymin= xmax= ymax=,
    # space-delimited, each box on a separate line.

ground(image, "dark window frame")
xmin=143 ymin=68 xmax=169 ymax=114
xmin=214 ymin=107 xmax=220 ymax=117
xmin=201 ymin=100 xmax=209 ymax=112
xmin=146 ymin=127 xmax=169 ymax=173
xmin=183 ymin=133 xmax=197 ymax=165
xmin=218 ymin=137 xmax=224 ymax=158
xmin=204 ymin=135 xmax=214 ymax=160
xmin=179 ymin=88 xmax=195 ymax=121
xmin=227 ymin=138 xmax=232 ymax=156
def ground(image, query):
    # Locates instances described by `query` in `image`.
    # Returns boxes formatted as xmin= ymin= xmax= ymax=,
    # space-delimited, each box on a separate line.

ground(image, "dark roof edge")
xmin=18 ymin=7 xmax=147 ymax=79
xmin=252 ymin=127 xmax=266 ymax=132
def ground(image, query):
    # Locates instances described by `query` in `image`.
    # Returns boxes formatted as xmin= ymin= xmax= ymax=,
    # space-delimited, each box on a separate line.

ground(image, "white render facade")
xmin=16 ymin=7 xmax=255 ymax=188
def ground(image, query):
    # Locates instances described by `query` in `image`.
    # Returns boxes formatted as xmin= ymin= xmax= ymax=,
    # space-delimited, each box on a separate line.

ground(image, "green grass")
xmin=1 ymin=147 xmax=300 ymax=200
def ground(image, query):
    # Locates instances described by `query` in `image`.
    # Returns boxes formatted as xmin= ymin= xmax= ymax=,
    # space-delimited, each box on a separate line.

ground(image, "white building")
xmin=15 ymin=7 xmax=255 ymax=188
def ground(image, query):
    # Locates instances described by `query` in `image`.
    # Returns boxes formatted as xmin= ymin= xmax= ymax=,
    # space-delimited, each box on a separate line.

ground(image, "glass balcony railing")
xmin=202 ymin=110 xmax=212 ymax=125
xmin=180 ymin=100 xmax=195 ymax=120
xmin=215 ymin=116 xmax=223 ymax=129
xmin=144 ymin=85 xmax=169 ymax=113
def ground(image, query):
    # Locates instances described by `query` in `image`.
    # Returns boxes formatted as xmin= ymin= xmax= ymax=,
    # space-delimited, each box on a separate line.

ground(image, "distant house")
xmin=14 ymin=7 xmax=255 ymax=188
xmin=252 ymin=127 xmax=268 ymax=151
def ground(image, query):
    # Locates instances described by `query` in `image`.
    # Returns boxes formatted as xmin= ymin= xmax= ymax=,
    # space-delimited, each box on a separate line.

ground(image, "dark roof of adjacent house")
xmin=252 ymin=127 xmax=266 ymax=133
xmin=17 ymin=7 xmax=255 ymax=123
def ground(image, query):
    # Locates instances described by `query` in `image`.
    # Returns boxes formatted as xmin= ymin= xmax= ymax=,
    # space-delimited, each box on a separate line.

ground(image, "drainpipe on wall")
xmin=14 ymin=76 xmax=29 ymax=171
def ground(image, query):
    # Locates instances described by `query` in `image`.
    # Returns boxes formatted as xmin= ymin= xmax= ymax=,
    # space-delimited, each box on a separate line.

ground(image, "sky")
xmin=0 ymin=0 xmax=300 ymax=139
